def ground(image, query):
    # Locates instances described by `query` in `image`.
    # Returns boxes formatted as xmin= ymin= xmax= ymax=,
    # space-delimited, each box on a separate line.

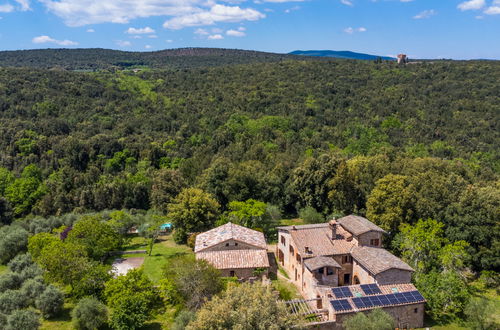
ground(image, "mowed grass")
xmin=0 ymin=264 xmax=8 ymax=275
xmin=143 ymin=234 xmax=193 ymax=283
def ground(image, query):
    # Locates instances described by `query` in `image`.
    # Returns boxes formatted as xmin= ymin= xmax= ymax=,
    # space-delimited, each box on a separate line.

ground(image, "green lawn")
xmin=142 ymin=234 xmax=193 ymax=283
xmin=280 ymin=219 xmax=305 ymax=226
xmin=0 ymin=264 xmax=8 ymax=275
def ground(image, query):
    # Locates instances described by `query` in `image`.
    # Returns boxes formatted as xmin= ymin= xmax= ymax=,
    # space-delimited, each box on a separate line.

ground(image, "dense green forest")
xmin=0 ymin=50 xmax=498 ymax=328
xmin=0 ymin=48 xmax=307 ymax=70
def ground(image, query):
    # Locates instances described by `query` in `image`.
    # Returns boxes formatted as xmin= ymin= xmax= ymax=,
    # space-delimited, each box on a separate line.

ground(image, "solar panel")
xmin=332 ymin=287 xmax=353 ymax=299
xmin=331 ymin=299 xmax=353 ymax=312
xmin=350 ymin=291 xmax=425 ymax=310
xmin=360 ymin=284 xmax=382 ymax=295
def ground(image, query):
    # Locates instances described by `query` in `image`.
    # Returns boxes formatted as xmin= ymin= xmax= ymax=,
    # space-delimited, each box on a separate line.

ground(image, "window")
xmin=414 ymin=308 xmax=418 ymax=314
xmin=289 ymin=245 xmax=295 ymax=256
xmin=327 ymin=268 xmax=335 ymax=276
xmin=280 ymin=235 xmax=286 ymax=245
xmin=296 ymin=254 xmax=301 ymax=263
xmin=342 ymin=255 xmax=353 ymax=264
xmin=370 ymin=239 xmax=380 ymax=246
xmin=225 ymin=243 xmax=229 ymax=247
xmin=229 ymin=270 xmax=235 ymax=277
xmin=235 ymin=242 xmax=238 ymax=246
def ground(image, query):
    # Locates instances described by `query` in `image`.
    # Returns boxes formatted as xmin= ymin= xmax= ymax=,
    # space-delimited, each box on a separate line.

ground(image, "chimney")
xmin=329 ymin=219 xmax=337 ymax=240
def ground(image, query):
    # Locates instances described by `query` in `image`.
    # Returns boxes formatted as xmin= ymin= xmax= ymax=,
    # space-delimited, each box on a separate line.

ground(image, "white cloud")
xmin=238 ymin=26 xmax=245 ymax=31
xmin=32 ymin=35 xmax=78 ymax=46
xmin=0 ymin=4 xmax=14 ymax=13
xmin=207 ymin=34 xmax=223 ymax=39
xmin=126 ymin=26 xmax=155 ymax=34
xmin=166 ymin=39 xmax=173 ymax=43
xmin=163 ymin=4 xmax=264 ymax=29
xmin=284 ymin=5 xmax=299 ymax=13
xmin=145 ymin=45 xmax=152 ymax=49
xmin=15 ymin=0 xmax=30 ymax=11
xmin=116 ymin=40 xmax=131 ymax=47
xmin=226 ymin=29 xmax=245 ymax=36
xmin=39 ymin=0 xmax=202 ymax=27
xmin=86 ymin=28 xmax=95 ymax=32
xmin=343 ymin=26 xmax=367 ymax=34
xmin=212 ymin=27 xmax=223 ymax=33
xmin=484 ymin=5 xmax=500 ymax=14
xmin=457 ymin=0 xmax=485 ymax=11
xmin=413 ymin=9 xmax=436 ymax=19
xmin=148 ymin=34 xmax=158 ymax=38
xmin=194 ymin=28 xmax=209 ymax=35
xmin=261 ymin=0 xmax=304 ymax=3
xmin=340 ymin=0 xmax=353 ymax=6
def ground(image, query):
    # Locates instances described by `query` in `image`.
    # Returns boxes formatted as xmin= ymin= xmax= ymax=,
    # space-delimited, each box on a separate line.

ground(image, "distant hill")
xmin=290 ymin=50 xmax=395 ymax=61
xmin=0 ymin=48 xmax=311 ymax=70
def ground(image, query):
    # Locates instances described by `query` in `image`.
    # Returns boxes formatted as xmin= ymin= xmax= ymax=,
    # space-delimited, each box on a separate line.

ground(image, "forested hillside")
xmin=0 ymin=48 xmax=305 ymax=70
xmin=0 ymin=51 xmax=499 ymax=329
xmin=0 ymin=58 xmax=498 ymax=272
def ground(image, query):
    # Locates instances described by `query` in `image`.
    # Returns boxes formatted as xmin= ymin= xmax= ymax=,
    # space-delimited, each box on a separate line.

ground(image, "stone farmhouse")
xmin=277 ymin=215 xmax=425 ymax=328
xmin=194 ymin=222 xmax=270 ymax=279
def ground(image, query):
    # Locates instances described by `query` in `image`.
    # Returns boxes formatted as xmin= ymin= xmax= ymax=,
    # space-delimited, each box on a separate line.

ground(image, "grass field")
xmin=0 ymin=264 xmax=8 ymax=275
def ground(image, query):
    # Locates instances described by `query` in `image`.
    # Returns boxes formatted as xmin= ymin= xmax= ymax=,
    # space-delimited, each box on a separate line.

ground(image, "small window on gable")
xmin=342 ymin=255 xmax=353 ymax=264
xmin=370 ymin=239 xmax=380 ymax=246
xmin=225 ymin=243 xmax=229 ymax=247
xmin=235 ymin=242 xmax=238 ymax=246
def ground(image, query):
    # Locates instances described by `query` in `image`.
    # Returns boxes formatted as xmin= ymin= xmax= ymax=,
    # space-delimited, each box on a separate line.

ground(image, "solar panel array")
xmin=330 ymin=299 xmax=353 ymax=312
xmin=360 ymin=284 xmax=382 ymax=295
xmin=332 ymin=287 xmax=353 ymax=299
xmin=351 ymin=291 xmax=425 ymax=310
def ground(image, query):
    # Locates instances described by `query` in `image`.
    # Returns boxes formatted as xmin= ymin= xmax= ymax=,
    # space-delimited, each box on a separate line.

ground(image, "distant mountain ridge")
xmin=290 ymin=50 xmax=395 ymax=61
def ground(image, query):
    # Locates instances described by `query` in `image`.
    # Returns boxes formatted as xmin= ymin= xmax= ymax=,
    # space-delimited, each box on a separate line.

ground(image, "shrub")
xmin=0 ymin=225 xmax=29 ymax=264
xmin=5 ymin=309 xmax=40 ymax=330
xmin=72 ymin=297 xmax=108 ymax=330
xmin=35 ymin=285 xmax=64 ymax=318
xmin=0 ymin=273 xmax=23 ymax=291
xmin=172 ymin=310 xmax=195 ymax=330
xmin=298 ymin=206 xmax=324 ymax=224
xmin=7 ymin=253 xmax=34 ymax=273
xmin=0 ymin=312 xmax=7 ymax=329
xmin=344 ymin=308 xmax=395 ymax=330
xmin=464 ymin=297 xmax=497 ymax=330
xmin=20 ymin=277 xmax=46 ymax=303
xmin=18 ymin=264 xmax=43 ymax=281
xmin=108 ymin=295 xmax=150 ymax=330
xmin=0 ymin=289 xmax=28 ymax=314
xmin=479 ymin=271 xmax=499 ymax=289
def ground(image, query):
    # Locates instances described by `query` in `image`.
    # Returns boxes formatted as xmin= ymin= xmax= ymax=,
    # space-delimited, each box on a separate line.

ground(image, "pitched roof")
xmin=194 ymin=222 xmax=267 ymax=252
xmin=337 ymin=215 xmax=386 ymax=236
xmin=196 ymin=250 xmax=270 ymax=269
xmin=304 ymin=256 xmax=341 ymax=271
xmin=284 ymin=223 xmax=356 ymax=257
xmin=351 ymin=246 xmax=414 ymax=275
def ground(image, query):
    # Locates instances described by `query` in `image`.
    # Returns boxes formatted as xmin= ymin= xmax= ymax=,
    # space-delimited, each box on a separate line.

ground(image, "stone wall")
xmin=351 ymin=260 xmax=376 ymax=285
xmin=334 ymin=303 xmax=425 ymax=329
xmin=219 ymin=267 xmax=268 ymax=279
xmin=375 ymin=268 xmax=413 ymax=285
xmin=356 ymin=231 xmax=383 ymax=247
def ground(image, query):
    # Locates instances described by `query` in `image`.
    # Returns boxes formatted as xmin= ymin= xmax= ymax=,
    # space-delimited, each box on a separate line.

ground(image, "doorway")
xmin=343 ymin=273 xmax=351 ymax=285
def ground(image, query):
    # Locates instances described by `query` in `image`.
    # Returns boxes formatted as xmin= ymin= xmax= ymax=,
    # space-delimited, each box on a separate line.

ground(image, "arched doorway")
xmin=353 ymin=275 xmax=360 ymax=285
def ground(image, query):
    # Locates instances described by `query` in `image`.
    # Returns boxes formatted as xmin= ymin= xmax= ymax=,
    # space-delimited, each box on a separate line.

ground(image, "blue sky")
xmin=0 ymin=0 xmax=499 ymax=59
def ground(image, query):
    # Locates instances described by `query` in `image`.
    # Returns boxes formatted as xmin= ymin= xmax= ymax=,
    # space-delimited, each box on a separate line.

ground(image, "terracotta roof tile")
xmin=351 ymin=246 xmax=414 ymax=275
xmin=195 ymin=222 xmax=267 ymax=252
xmin=337 ymin=215 xmax=386 ymax=236
xmin=304 ymin=256 xmax=341 ymax=271
xmin=196 ymin=250 xmax=270 ymax=269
